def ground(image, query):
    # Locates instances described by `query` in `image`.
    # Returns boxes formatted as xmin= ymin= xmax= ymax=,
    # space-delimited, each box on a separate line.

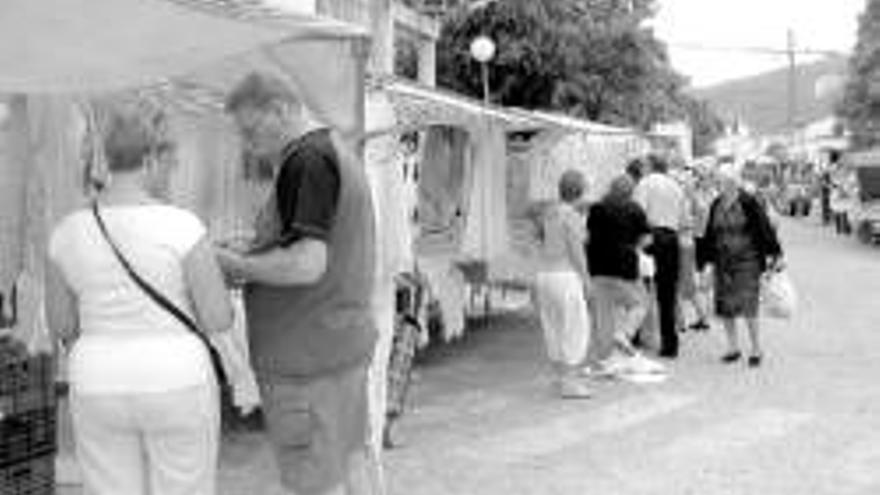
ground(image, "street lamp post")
xmin=467 ymin=35 xmax=496 ymax=267
xmin=469 ymin=35 xmax=496 ymax=106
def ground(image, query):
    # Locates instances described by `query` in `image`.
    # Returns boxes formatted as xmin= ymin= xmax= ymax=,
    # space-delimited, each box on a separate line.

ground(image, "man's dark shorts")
xmin=259 ymin=362 xmax=370 ymax=495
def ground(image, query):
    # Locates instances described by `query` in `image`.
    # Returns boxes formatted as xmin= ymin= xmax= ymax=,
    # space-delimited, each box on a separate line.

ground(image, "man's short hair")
xmin=100 ymin=99 xmax=168 ymax=173
xmin=558 ymin=169 xmax=586 ymax=203
xmin=626 ymin=158 xmax=645 ymax=181
xmin=647 ymin=154 xmax=669 ymax=174
xmin=225 ymin=72 xmax=301 ymax=113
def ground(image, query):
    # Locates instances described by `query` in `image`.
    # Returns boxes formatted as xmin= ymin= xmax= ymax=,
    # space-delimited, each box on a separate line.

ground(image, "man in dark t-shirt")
xmin=217 ymin=73 xmax=379 ymax=495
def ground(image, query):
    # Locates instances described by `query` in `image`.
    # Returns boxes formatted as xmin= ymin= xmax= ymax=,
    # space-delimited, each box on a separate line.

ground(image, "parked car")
xmin=843 ymin=150 xmax=880 ymax=244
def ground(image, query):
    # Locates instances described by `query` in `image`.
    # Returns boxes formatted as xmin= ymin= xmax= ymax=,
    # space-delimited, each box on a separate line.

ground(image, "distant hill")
xmin=691 ymin=55 xmax=849 ymax=135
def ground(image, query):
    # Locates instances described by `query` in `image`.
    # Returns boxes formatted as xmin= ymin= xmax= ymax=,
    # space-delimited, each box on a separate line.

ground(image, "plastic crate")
xmin=0 ymin=454 xmax=54 ymax=495
xmin=0 ymin=354 xmax=55 ymax=417
xmin=0 ymin=408 xmax=57 ymax=469
xmin=0 ymin=353 xmax=53 ymax=397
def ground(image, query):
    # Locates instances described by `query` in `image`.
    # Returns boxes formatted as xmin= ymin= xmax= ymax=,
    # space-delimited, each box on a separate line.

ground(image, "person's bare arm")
xmin=563 ymin=212 xmax=590 ymax=287
xmin=184 ymin=238 xmax=234 ymax=334
xmin=216 ymin=237 xmax=327 ymax=287
xmin=45 ymin=261 xmax=78 ymax=346
xmin=221 ymin=135 xmax=338 ymax=288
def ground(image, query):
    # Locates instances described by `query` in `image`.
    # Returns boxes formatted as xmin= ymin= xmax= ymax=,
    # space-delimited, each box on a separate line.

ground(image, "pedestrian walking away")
xmin=216 ymin=73 xmax=382 ymax=495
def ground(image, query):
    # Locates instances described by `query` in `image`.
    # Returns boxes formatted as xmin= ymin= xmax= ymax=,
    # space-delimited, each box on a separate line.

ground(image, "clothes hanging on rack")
xmin=461 ymin=120 xmax=510 ymax=264
xmin=416 ymin=126 xmax=470 ymax=255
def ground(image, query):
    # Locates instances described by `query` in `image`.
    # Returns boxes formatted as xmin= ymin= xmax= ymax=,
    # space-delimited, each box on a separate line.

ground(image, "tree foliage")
xmin=436 ymin=0 xmax=568 ymax=109
xmin=435 ymin=0 xmax=713 ymax=133
xmin=839 ymin=0 xmax=880 ymax=149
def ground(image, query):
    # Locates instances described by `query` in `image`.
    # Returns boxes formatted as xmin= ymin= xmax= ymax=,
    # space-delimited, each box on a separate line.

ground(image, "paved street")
xmin=382 ymin=215 xmax=880 ymax=495
xmin=59 ymin=215 xmax=880 ymax=494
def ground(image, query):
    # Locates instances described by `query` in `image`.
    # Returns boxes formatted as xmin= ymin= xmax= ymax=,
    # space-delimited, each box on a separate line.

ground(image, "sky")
xmin=653 ymin=0 xmax=866 ymax=88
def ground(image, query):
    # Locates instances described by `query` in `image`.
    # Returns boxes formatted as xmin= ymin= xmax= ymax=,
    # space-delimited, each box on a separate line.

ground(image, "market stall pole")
xmin=460 ymin=35 xmax=498 ymax=324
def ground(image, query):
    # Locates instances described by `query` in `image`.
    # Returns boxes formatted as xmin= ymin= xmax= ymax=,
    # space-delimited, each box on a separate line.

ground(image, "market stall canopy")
xmin=368 ymin=78 xmax=539 ymax=136
xmin=0 ymin=0 xmax=367 ymax=94
xmin=515 ymin=110 xmax=643 ymax=137
xmin=0 ymin=0 xmax=372 ymax=353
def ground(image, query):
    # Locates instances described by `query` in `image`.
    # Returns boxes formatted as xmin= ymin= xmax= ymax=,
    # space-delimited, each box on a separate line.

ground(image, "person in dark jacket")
xmin=586 ymin=175 xmax=652 ymax=369
xmin=702 ymin=164 xmax=783 ymax=367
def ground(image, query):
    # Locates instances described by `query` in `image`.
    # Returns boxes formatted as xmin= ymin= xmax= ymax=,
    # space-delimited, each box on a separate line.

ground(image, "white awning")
xmin=372 ymin=79 xmax=539 ymax=135
xmin=0 ymin=0 xmax=367 ymax=94
xmin=519 ymin=110 xmax=643 ymax=137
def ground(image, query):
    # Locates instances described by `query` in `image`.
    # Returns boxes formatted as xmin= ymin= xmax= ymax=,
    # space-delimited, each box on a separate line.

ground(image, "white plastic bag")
xmin=761 ymin=269 xmax=797 ymax=319
xmin=210 ymin=290 xmax=261 ymax=414
xmin=638 ymin=251 xmax=656 ymax=279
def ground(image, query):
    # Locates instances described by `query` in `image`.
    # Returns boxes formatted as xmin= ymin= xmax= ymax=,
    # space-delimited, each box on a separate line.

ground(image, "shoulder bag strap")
xmin=90 ymin=202 xmax=227 ymax=383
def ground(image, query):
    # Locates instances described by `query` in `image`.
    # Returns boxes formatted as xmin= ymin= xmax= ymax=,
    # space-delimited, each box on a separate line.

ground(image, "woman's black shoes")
xmin=720 ymin=351 xmax=762 ymax=367
xmin=721 ymin=351 xmax=742 ymax=363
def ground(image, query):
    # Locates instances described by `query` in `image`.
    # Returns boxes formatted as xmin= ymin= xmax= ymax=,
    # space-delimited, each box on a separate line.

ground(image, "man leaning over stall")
xmin=215 ymin=72 xmax=382 ymax=495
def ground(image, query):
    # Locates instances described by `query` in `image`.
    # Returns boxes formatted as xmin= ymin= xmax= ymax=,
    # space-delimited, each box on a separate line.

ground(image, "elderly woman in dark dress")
xmin=702 ymin=164 xmax=783 ymax=367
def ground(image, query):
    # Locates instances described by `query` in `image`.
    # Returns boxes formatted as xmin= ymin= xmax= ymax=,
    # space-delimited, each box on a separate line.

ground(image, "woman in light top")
xmin=533 ymin=169 xmax=593 ymax=398
xmin=46 ymin=101 xmax=233 ymax=495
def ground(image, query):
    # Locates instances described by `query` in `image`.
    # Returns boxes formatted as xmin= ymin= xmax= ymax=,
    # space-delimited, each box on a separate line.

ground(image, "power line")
xmin=672 ymin=32 xmax=848 ymax=141
xmin=667 ymin=42 xmax=846 ymax=58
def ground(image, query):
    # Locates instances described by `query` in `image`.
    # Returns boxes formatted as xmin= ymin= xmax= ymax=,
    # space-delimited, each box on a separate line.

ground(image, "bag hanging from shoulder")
xmin=90 ymin=202 xmax=229 ymax=385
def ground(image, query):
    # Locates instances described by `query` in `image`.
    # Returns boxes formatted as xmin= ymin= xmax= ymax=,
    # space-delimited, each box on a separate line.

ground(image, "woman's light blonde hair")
xmin=96 ymin=97 xmax=169 ymax=173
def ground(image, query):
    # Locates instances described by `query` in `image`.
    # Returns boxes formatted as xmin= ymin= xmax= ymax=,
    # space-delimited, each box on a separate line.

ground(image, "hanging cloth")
xmin=461 ymin=119 xmax=509 ymax=264
xmin=0 ymin=97 xmax=29 ymax=299
xmin=416 ymin=126 xmax=470 ymax=255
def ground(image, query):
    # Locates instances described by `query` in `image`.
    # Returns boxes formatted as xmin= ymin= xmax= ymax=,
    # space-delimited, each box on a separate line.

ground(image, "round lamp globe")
xmin=470 ymin=36 xmax=496 ymax=63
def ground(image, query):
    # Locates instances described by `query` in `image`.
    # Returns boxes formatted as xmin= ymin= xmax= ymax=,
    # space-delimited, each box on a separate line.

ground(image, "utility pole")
xmin=787 ymin=29 xmax=797 ymax=146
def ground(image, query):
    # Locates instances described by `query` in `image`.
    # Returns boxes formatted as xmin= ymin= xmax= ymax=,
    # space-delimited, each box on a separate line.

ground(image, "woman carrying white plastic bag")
xmin=702 ymin=163 xmax=784 ymax=368
xmin=761 ymin=267 xmax=797 ymax=319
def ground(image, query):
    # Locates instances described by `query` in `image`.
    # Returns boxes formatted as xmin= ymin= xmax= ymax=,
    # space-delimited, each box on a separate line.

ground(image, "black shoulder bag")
xmin=91 ymin=202 xmax=229 ymax=386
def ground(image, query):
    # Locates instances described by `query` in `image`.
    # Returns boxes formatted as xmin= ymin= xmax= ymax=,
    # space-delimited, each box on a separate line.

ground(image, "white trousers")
xmin=70 ymin=383 xmax=219 ymax=495
xmin=534 ymin=271 xmax=590 ymax=367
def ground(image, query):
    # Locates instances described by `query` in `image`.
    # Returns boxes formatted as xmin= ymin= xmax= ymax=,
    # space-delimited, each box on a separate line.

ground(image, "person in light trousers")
xmin=46 ymin=101 xmax=233 ymax=495
xmin=533 ymin=170 xmax=593 ymax=398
